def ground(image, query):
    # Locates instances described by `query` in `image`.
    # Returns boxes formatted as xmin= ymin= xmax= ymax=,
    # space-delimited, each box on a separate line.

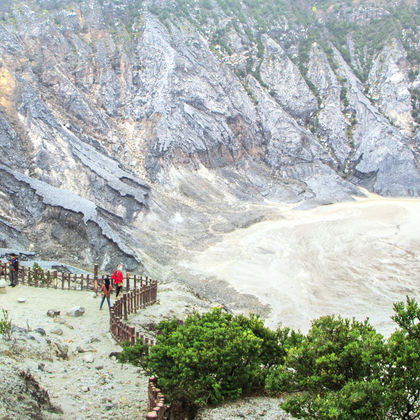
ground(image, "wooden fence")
xmin=109 ymin=281 xmax=157 ymax=345
xmin=1 ymin=259 xmax=167 ymax=418
xmin=146 ymin=377 xmax=166 ymax=419
xmin=0 ymin=261 xmax=152 ymax=293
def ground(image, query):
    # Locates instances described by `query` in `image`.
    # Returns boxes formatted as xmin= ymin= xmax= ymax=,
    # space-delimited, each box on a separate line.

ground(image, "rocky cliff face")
xmin=0 ymin=0 xmax=419 ymax=272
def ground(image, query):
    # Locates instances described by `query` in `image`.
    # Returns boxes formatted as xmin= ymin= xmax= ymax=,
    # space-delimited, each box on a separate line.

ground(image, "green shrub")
xmin=0 ymin=309 xmax=12 ymax=340
xmin=136 ymin=308 xmax=280 ymax=413
xmin=267 ymin=297 xmax=420 ymax=420
xmin=118 ymin=340 xmax=149 ymax=366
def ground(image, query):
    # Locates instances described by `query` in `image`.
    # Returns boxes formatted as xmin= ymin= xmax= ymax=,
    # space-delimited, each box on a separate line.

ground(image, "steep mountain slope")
xmin=0 ymin=0 xmax=419 ymax=273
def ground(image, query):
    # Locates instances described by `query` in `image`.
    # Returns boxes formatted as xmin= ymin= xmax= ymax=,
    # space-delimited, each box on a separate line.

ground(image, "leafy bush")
xmin=266 ymin=315 xmax=385 ymax=395
xmin=384 ymin=297 xmax=420 ymax=419
xmin=266 ymin=297 xmax=420 ymax=420
xmin=118 ymin=298 xmax=419 ymax=419
xmin=0 ymin=309 xmax=12 ymax=340
xmin=118 ymin=340 xmax=149 ymax=366
xmin=137 ymin=308 xmax=281 ymax=414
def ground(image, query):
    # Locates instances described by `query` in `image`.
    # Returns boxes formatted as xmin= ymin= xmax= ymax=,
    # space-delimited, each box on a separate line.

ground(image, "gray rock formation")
xmin=0 ymin=0 xmax=418 ymax=273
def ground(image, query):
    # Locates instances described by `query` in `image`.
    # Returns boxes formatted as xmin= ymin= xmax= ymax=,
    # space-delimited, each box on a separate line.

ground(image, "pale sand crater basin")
xmin=180 ymin=195 xmax=420 ymax=335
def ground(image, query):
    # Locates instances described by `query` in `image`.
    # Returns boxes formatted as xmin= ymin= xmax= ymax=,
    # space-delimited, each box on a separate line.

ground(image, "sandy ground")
xmin=0 ymin=286 xmax=149 ymax=419
xmin=180 ymin=195 xmax=420 ymax=335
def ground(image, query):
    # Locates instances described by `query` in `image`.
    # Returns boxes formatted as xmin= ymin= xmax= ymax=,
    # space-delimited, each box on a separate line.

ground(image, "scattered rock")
xmin=84 ymin=353 xmax=95 ymax=363
xmin=47 ymin=309 xmax=60 ymax=318
xmin=95 ymin=365 xmax=104 ymax=370
xmin=56 ymin=317 xmax=74 ymax=329
xmin=0 ymin=279 xmax=7 ymax=294
xmin=86 ymin=337 xmax=100 ymax=344
xmin=38 ymin=362 xmax=45 ymax=371
xmin=17 ymin=297 xmax=26 ymax=303
xmin=50 ymin=327 xmax=63 ymax=336
xmin=76 ymin=346 xmax=86 ymax=353
xmin=34 ymin=328 xmax=46 ymax=336
xmin=67 ymin=307 xmax=85 ymax=317
xmin=53 ymin=342 xmax=69 ymax=360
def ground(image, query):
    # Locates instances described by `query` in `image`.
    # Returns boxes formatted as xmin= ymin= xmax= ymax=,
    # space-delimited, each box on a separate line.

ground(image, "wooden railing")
xmin=146 ymin=377 xmax=166 ymax=419
xmin=108 ymin=282 xmax=168 ymax=419
xmin=0 ymin=261 xmax=151 ymax=293
xmin=109 ymin=281 xmax=157 ymax=345
xmin=1 ymin=259 xmax=166 ymax=418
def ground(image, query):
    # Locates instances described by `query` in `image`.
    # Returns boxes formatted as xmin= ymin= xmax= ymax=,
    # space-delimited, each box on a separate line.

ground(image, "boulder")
xmin=50 ymin=327 xmax=63 ymax=336
xmin=53 ymin=342 xmax=69 ymax=359
xmin=34 ymin=328 xmax=46 ymax=336
xmin=0 ymin=279 xmax=7 ymax=294
xmin=47 ymin=309 xmax=60 ymax=318
xmin=67 ymin=307 xmax=85 ymax=317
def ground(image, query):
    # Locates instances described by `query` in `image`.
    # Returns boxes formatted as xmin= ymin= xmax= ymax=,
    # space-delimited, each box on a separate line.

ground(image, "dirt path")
xmin=1 ymin=286 xmax=149 ymax=420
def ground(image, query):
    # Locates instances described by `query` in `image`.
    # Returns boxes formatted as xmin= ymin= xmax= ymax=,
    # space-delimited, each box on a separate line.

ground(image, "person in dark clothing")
xmin=99 ymin=276 xmax=113 ymax=310
xmin=8 ymin=254 xmax=18 ymax=287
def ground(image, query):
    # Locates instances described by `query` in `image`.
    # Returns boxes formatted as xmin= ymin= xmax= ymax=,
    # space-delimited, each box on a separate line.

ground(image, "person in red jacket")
xmin=99 ymin=276 xmax=113 ymax=310
xmin=112 ymin=263 xmax=123 ymax=298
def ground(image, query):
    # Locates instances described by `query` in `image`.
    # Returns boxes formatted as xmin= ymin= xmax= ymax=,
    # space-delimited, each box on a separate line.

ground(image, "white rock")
xmin=67 ymin=306 xmax=85 ymax=317
xmin=84 ymin=353 xmax=95 ymax=363
xmin=17 ymin=297 xmax=26 ymax=303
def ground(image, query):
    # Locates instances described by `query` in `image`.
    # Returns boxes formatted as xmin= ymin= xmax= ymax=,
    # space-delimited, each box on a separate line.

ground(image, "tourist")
xmin=8 ymin=253 xmax=19 ymax=287
xmin=99 ymin=276 xmax=113 ymax=310
xmin=112 ymin=263 xmax=124 ymax=298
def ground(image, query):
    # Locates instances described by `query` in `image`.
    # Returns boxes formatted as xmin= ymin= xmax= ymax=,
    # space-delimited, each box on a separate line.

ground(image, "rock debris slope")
xmin=0 ymin=0 xmax=419 ymax=274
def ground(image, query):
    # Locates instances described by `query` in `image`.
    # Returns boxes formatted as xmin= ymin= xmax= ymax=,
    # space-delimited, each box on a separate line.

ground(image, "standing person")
xmin=99 ymin=276 xmax=113 ymax=310
xmin=112 ymin=263 xmax=123 ymax=298
xmin=8 ymin=253 xmax=18 ymax=287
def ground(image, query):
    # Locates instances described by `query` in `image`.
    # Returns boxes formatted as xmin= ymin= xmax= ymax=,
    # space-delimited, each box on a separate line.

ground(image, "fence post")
xmin=61 ymin=272 xmax=65 ymax=289
xmin=94 ymin=264 xmax=98 ymax=295
xmin=126 ymin=272 xmax=130 ymax=291
xmin=123 ymin=295 xmax=128 ymax=321
xmin=129 ymin=326 xmax=135 ymax=345
xmin=47 ymin=270 xmax=51 ymax=288
xmin=54 ymin=271 xmax=58 ymax=289
xmin=80 ymin=274 xmax=84 ymax=291
xmin=67 ymin=273 xmax=71 ymax=290
xmin=21 ymin=265 xmax=25 ymax=285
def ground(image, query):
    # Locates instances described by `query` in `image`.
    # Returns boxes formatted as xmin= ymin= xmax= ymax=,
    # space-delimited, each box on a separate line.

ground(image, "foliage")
xmin=29 ymin=262 xmax=47 ymax=285
xmin=384 ymin=297 xmax=420 ymax=419
xmin=266 ymin=315 xmax=385 ymax=396
xmin=0 ymin=309 xmax=13 ymax=341
xmin=266 ymin=297 xmax=420 ymax=420
xmin=139 ymin=308 xmax=281 ymax=410
xmin=118 ymin=339 xmax=149 ymax=366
